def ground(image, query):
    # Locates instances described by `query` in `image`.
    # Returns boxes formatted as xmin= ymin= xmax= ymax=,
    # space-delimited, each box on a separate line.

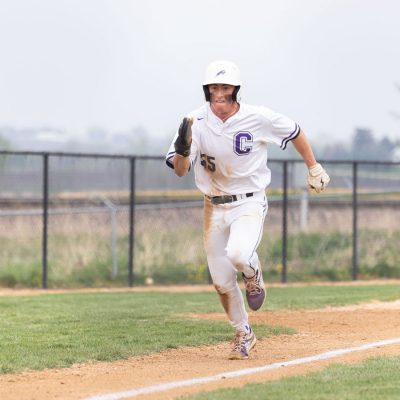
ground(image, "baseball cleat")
xmin=229 ymin=328 xmax=257 ymax=360
xmin=242 ymin=268 xmax=266 ymax=311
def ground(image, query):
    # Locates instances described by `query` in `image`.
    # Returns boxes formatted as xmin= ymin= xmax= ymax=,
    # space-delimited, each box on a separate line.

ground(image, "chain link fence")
xmin=0 ymin=150 xmax=399 ymax=288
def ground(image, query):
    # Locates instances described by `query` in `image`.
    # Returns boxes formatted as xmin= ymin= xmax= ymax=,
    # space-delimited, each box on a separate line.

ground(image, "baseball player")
xmin=166 ymin=60 xmax=330 ymax=360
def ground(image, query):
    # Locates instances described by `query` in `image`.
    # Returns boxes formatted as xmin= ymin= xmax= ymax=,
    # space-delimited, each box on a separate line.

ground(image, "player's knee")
xmin=226 ymin=248 xmax=248 ymax=272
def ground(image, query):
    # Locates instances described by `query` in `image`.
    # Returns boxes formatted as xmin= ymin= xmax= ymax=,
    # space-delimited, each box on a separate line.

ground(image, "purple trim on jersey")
xmin=166 ymin=155 xmax=175 ymax=169
xmin=281 ymin=124 xmax=300 ymax=150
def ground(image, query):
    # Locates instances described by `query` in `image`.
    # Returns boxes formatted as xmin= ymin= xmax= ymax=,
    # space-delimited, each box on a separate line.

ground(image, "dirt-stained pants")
xmin=203 ymin=191 xmax=267 ymax=331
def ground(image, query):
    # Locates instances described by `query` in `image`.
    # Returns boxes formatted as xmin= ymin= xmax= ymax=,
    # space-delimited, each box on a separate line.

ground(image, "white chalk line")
xmin=84 ymin=337 xmax=400 ymax=400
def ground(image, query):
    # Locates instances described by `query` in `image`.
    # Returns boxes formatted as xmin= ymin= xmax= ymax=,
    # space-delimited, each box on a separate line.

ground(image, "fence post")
xmin=100 ymin=197 xmax=118 ymax=278
xmin=42 ymin=153 xmax=49 ymax=289
xmin=352 ymin=162 xmax=358 ymax=280
xmin=300 ymin=188 xmax=309 ymax=231
xmin=282 ymin=161 xmax=288 ymax=283
xmin=128 ymin=157 xmax=136 ymax=287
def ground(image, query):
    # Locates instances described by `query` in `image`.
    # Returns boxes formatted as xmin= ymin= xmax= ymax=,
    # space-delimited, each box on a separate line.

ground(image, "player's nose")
xmin=214 ymin=89 xmax=225 ymax=98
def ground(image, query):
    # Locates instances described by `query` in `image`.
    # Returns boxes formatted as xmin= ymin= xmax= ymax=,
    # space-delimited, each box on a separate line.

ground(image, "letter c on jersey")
xmin=233 ymin=131 xmax=253 ymax=156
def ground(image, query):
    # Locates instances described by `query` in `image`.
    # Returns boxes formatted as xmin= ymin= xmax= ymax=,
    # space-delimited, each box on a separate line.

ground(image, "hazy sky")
xmin=0 ymin=0 xmax=399 ymax=145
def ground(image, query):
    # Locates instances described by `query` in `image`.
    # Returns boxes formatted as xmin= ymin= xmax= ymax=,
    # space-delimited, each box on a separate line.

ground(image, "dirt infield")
xmin=1 ymin=293 xmax=400 ymax=400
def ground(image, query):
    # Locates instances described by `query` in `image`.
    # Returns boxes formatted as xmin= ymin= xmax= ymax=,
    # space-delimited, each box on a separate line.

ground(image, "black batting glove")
xmin=174 ymin=117 xmax=193 ymax=157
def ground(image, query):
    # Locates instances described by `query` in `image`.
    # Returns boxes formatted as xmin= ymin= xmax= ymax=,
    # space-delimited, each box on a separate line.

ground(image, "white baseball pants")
xmin=203 ymin=191 xmax=267 ymax=332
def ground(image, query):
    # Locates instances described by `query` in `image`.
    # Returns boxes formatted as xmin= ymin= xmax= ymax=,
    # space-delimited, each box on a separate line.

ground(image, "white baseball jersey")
xmin=166 ymin=102 xmax=300 ymax=196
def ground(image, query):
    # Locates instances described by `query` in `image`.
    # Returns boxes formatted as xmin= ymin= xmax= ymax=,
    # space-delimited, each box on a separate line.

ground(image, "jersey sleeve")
xmin=258 ymin=106 xmax=300 ymax=150
xmin=165 ymin=132 xmax=178 ymax=169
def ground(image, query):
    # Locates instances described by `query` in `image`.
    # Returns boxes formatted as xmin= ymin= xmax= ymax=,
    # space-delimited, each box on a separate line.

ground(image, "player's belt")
xmin=207 ymin=193 xmax=254 ymax=205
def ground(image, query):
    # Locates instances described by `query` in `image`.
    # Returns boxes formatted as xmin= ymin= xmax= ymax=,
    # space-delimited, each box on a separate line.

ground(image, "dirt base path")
xmin=1 ymin=300 xmax=400 ymax=400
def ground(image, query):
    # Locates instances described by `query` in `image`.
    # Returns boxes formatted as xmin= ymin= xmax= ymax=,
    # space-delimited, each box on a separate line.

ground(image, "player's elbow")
xmin=174 ymin=168 xmax=188 ymax=177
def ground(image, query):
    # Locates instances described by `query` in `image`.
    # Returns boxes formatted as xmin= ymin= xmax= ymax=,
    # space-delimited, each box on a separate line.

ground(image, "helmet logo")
xmin=216 ymin=69 xmax=226 ymax=77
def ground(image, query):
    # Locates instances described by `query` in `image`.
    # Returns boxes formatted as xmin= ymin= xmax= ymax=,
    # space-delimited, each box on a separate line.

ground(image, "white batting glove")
xmin=307 ymin=163 xmax=330 ymax=193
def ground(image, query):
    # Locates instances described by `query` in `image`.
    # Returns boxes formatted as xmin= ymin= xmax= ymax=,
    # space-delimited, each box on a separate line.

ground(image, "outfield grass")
xmin=0 ymin=284 xmax=399 ymax=374
xmin=183 ymin=357 xmax=400 ymax=400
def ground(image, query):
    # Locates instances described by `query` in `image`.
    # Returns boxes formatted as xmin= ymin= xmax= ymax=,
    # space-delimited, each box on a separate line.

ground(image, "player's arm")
xmin=292 ymin=130 xmax=330 ymax=193
xmin=291 ymin=129 xmax=317 ymax=168
xmin=173 ymin=154 xmax=191 ymax=177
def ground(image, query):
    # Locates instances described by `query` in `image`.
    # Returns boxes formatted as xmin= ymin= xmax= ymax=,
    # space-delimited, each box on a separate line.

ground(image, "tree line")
xmin=321 ymin=128 xmax=399 ymax=161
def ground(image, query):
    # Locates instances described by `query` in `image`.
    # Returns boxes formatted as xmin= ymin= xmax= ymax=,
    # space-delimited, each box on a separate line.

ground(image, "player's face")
xmin=209 ymin=84 xmax=235 ymax=104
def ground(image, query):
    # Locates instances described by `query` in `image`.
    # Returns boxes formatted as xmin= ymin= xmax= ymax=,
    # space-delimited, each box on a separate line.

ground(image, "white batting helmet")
xmin=202 ymin=60 xmax=242 ymax=102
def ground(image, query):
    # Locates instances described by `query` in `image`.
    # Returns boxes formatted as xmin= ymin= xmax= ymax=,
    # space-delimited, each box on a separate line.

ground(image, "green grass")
xmin=0 ymin=284 xmax=399 ymax=374
xmin=266 ymin=284 xmax=400 ymax=310
xmin=0 ymin=291 xmax=292 ymax=374
xmin=183 ymin=357 xmax=400 ymax=400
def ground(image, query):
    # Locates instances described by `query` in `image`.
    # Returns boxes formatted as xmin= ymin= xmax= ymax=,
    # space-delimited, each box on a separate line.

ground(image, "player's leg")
xmin=225 ymin=195 xmax=268 ymax=311
xmin=203 ymin=198 xmax=250 ymax=333
xmin=206 ymin=252 xmax=256 ymax=359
